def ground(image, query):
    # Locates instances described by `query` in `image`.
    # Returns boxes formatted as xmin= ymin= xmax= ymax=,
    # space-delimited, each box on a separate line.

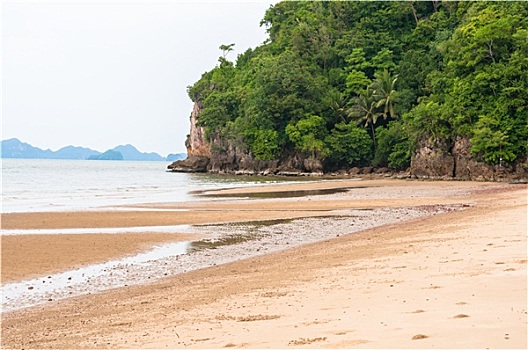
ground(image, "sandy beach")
xmin=1 ymin=232 xmax=203 ymax=283
xmin=1 ymin=179 xmax=526 ymax=348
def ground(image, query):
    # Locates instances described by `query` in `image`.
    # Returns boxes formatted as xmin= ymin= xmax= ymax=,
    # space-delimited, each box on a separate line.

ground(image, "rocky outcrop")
xmin=169 ymin=101 xmax=324 ymax=175
xmin=168 ymin=102 xmax=210 ymax=172
xmin=303 ymin=157 xmax=324 ymax=173
xmin=167 ymin=155 xmax=209 ymax=172
xmin=206 ymin=139 xmax=319 ymax=176
xmin=170 ymin=102 xmax=526 ymax=180
xmin=410 ymin=137 xmax=455 ymax=179
xmin=410 ymin=136 xmax=527 ymax=181
xmin=515 ymin=158 xmax=528 ymax=179
xmin=452 ymin=136 xmax=498 ymax=181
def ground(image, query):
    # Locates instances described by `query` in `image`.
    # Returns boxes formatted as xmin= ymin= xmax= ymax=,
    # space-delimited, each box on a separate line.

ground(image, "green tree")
xmin=285 ymin=115 xmax=327 ymax=158
xmin=219 ymin=43 xmax=235 ymax=59
xmin=343 ymin=48 xmax=371 ymax=94
xmin=374 ymin=122 xmax=412 ymax=169
xmin=345 ymin=71 xmax=371 ymax=95
xmin=326 ymin=90 xmax=348 ymax=124
xmin=249 ymin=128 xmax=280 ymax=161
xmin=347 ymin=87 xmax=382 ymax=149
xmin=470 ymin=116 xmax=516 ymax=165
xmin=325 ymin=122 xmax=372 ymax=167
xmin=371 ymin=48 xmax=396 ymax=72
xmin=372 ymin=69 xmax=398 ymax=119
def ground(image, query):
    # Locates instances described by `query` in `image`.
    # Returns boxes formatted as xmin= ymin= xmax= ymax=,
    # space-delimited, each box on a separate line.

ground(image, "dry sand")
xmin=1 ymin=179 xmax=526 ymax=349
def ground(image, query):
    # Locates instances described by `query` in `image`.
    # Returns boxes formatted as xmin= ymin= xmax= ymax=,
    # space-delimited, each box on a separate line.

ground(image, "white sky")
xmin=2 ymin=0 xmax=276 ymax=156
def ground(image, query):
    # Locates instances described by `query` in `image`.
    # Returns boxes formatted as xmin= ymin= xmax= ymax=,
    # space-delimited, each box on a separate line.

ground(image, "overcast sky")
xmin=2 ymin=0 xmax=276 ymax=156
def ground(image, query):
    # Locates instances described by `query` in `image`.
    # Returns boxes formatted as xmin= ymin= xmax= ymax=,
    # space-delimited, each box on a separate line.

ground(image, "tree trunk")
xmin=370 ymin=122 xmax=377 ymax=153
xmin=432 ymin=0 xmax=440 ymax=13
xmin=410 ymin=2 xmax=419 ymax=26
xmin=487 ymin=40 xmax=496 ymax=63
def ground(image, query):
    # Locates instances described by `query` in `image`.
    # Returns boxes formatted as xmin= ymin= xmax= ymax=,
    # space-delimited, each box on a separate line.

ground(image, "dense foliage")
xmin=188 ymin=1 xmax=527 ymax=170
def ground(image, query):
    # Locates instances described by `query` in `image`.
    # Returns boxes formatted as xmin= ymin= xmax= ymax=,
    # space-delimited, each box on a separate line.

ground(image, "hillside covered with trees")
xmin=181 ymin=1 xmax=527 ymax=179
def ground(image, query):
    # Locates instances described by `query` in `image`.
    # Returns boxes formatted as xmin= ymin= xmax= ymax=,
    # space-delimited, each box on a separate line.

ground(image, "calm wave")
xmin=1 ymin=158 xmax=294 ymax=213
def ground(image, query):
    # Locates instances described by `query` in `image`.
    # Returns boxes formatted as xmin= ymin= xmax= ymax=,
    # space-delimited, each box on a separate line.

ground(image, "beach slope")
xmin=1 ymin=180 xmax=526 ymax=349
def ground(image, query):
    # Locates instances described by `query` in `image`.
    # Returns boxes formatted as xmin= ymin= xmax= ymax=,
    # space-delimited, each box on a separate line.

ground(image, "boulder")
xmin=167 ymin=156 xmax=210 ymax=173
xmin=303 ymin=158 xmax=324 ymax=173
xmin=349 ymin=167 xmax=361 ymax=175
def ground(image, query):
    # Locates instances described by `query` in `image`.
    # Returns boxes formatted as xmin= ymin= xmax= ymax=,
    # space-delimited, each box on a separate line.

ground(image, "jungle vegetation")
xmin=187 ymin=1 xmax=527 ymax=170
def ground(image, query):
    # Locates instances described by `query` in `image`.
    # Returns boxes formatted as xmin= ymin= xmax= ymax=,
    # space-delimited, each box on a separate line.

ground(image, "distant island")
xmin=1 ymin=138 xmax=186 ymax=161
xmin=87 ymin=150 xmax=124 ymax=161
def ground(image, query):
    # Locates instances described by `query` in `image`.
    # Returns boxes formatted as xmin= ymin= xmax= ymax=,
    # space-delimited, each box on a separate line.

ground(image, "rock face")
xmin=169 ymin=101 xmax=323 ymax=175
xmin=410 ymin=137 xmax=455 ymax=179
xmin=168 ymin=102 xmax=210 ymax=172
xmin=303 ymin=157 xmax=324 ymax=173
xmin=170 ymin=102 xmax=526 ymax=180
xmin=206 ymin=139 xmax=278 ymax=175
xmin=452 ymin=136 xmax=498 ymax=181
xmin=186 ymin=102 xmax=211 ymax=158
xmin=411 ymin=136 xmax=527 ymax=181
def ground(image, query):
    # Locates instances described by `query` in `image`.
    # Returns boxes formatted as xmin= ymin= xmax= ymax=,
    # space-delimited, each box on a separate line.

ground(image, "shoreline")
xmin=1 ymin=179 xmax=492 ymax=283
xmin=1 ymin=179 xmax=526 ymax=348
xmin=1 ymin=178 xmax=494 ymax=230
xmin=2 ymin=205 xmax=461 ymax=312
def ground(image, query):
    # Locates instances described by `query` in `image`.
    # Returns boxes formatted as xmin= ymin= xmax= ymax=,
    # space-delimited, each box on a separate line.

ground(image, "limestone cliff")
xmin=451 ymin=137 xmax=500 ymax=181
xmin=410 ymin=137 xmax=454 ymax=179
xmin=167 ymin=102 xmax=210 ymax=172
xmin=169 ymin=102 xmax=322 ymax=175
xmin=411 ymin=136 xmax=527 ymax=181
xmin=186 ymin=102 xmax=211 ymax=158
xmin=170 ymin=103 xmax=526 ymax=180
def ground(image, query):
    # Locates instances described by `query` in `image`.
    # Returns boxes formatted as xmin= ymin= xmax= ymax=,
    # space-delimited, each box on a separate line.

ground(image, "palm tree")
xmin=372 ymin=69 xmax=398 ymax=120
xmin=347 ymin=86 xmax=382 ymax=148
xmin=328 ymin=90 xmax=349 ymax=123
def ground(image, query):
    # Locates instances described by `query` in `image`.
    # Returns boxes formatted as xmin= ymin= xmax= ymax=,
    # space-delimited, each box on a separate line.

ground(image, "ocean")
xmin=1 ymin=158 xmax=295 ymax=213
xmin=1 ymin=158 xmax=308 ymax=311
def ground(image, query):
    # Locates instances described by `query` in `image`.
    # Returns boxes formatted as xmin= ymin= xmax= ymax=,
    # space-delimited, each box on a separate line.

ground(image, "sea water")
xmin=0 ymin=158 xmax=292 ymax=213
xmin=0 ymin=158 xmax=307 ymax=311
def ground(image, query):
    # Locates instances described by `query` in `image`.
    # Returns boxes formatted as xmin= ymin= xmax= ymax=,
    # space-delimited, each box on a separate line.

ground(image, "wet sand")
xmin=1 ymin=179 xmax=482 ymax=230
xmin=1 ymin=232 xmax=202 ymax=283
xmin=1 ymin=179 xmax=526 ymax=348
xmin=1 ymin=179 xmax=479 ymax=284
